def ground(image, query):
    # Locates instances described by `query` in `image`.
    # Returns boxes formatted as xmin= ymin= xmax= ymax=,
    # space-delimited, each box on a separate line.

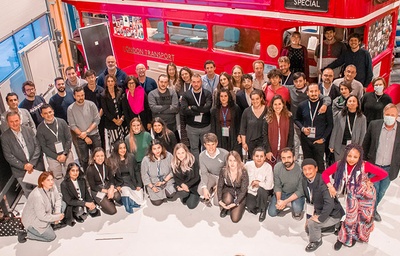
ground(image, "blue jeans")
xmin=373 ymin=166 xmax=391 ymax=211
xmin=27 ymin=226 xmax=56 ymax=242
xmin=268 ymin=192 xmax=305 ymax=217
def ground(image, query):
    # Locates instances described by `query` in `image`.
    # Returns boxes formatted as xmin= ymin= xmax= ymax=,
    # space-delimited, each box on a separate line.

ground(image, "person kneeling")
xmin=20 ymin=172 xmax=65 ymax=243
xmin=302 ymin=159 xmax=344 ymax=252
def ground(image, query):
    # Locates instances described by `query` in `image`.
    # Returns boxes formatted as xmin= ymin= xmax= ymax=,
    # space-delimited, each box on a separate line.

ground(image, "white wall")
xmin=0 ymin=0 xmax=47 ymax=40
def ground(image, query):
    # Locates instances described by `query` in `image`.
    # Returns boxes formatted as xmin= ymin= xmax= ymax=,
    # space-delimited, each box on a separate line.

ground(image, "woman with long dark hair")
xmin=101 ymin=74 xmax=127 ymax=150
xmin=166 ymin=62 xmax=179 ymax=90
xmin=172 ymin=143 xmax=200 ymax=209
xmin=141 ymin=139 xmax=176 ymax=206
xmin=262 ymin=94 xmax=294 ymax=166
xmin=240 ymin=90 xmax=268 ymax=158
xmin=322 ymin=144 xmax=387 ymax=250
xmin=329 ymin=95 xmax=367 ymax=161
xmin=121 ymin=75 xmax=152 ymax=131
xmin=218 ymin=151 xmax=249 ymax=223
xmin=86 ymin=147 xmax=122 ymax=215
xmin=150 ymin=117 xmax=177 ymax=154
xmin=61 ymin=163 xmax=99 ymax=226
xmin=109 ymin=140 xmax=144 ymax=213
xmin=210 ymin=88 xmax=242 ymax=152
xmin=212 ymin=72 xmax=236 ymax=107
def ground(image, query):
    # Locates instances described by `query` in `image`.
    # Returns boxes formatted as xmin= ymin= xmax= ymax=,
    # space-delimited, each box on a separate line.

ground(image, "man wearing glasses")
xmin=19 ymin=81 xmax=47 ymax=127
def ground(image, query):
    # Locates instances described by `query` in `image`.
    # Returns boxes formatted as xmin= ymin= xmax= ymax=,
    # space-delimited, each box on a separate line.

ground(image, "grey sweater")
xmin=273 ymin=162 xmax=304 ymax=198
xmin=67 ymin=101 xmax=100 ymax=135
xmin=199 ymin=148 xmax=229 ymax=188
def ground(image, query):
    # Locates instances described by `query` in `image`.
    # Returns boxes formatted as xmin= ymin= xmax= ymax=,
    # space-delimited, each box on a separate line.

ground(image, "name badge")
xmin=54 ymin=141 xmax=64 ymax=154
xmin=308 ymin=127 xmax=316 ymax=139
xmin=194 ymin=113 xmax=203 ymax=123
xmin=222 ymin=127 xmax=229 ymax=137
xmin=306 ymin=202 xmax=314 ymax=216
xmin=346 ymin=140 xmax=352 ymax=145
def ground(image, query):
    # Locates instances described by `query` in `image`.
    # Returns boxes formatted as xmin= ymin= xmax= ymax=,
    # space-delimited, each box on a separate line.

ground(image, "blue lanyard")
xmin=221 ymin=108 xmax=229 ymax=127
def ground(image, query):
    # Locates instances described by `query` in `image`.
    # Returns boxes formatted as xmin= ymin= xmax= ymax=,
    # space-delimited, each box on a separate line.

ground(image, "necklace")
xmin=374 ymin=93 xmax=383 ymax=102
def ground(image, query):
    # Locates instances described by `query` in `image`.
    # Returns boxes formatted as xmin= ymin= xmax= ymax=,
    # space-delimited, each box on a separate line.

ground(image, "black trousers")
xmin=300 ymin=135 xmax=325 ymax=173
xmin=246 ymin=187 xmax=273 ymax=214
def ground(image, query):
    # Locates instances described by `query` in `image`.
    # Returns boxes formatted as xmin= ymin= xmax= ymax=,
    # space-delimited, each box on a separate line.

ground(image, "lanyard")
xmin=184 ymin=82 xmax=191 ymax=92
xmin=308 ymin=101 xmax=320 ymax=127
xmin=207 ymin=76 xmax=217 ymax=91
xmin=191 ymin=88 xmax=202 ymax=107
xmin=227 ymin=171 xmax=238 ymax=200
xmin=346 ymin=114 xmax=357 ymax=136
xmin=307 ymin=186 xmax=313 ymax=204
xmin=44 ymin=118 xmax=59 ymax=140
xmin=221 ymin=108 xmax=229 ymax=127
xmin=94 ymin=164 xmax=106 ymax=187
xmin=282 ymin=73 xmax=290 ymax=86
xmin=43 ymin=189 xmax=55 ymax=213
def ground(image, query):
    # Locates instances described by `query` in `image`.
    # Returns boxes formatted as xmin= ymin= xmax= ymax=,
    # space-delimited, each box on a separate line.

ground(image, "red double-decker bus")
xmin=63 ymin=0 xmax=399 ymax=87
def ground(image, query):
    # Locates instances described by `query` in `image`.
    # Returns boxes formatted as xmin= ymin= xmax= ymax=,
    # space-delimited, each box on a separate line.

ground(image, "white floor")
xmin=1 ymin=178 xmax=400 ymax=256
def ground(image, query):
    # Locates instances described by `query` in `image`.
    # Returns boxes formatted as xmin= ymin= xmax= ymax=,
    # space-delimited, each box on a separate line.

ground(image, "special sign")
xmin=285 ymin=0 xmax=329 ymax=12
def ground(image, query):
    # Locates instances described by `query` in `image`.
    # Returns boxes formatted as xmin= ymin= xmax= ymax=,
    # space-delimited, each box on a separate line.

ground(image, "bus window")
xmin=82 ymin=12 xmax=108 ymax=27
xmin=112 ymin=15 xmax=144 ymax=40
xmin=167 ymin=22 xmax=208 ymax=49
xmin=213 ymin=25 xmax=260 ymax=56
xmin=368 ymin=14 xmax=392 ymax=59
xmin=148 ymin=19 xmax=165 ymax=42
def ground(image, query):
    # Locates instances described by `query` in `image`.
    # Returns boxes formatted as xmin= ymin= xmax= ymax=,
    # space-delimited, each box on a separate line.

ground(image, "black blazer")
xmin=235 ymin=90 xmax=250 ymax=113
xmin=61 ymin=176 xmax=94 ymax=226
xmin=101 ymin=87 xmax=125 ymax=129
xmin=302 ymin=173 xmax=345 ymax=222
xmin=318 ymin=83 xmax=340 ymax=101
xmin=173 ymin=161 xmax=200 ymax=195
xmin=363 ymin=120 xmax=400 ymax=181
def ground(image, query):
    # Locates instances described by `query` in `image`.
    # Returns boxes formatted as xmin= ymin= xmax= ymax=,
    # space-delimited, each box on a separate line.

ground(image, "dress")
xmin=322 ymin=161 xmax=387 ymax=245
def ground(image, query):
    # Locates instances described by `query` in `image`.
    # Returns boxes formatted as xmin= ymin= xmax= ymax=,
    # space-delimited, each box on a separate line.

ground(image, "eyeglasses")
xmin=25 ymin=88 xmax=35 ymax=92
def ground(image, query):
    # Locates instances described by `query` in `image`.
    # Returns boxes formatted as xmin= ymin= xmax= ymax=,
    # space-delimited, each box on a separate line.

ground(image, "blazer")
xmin=363 ymin=120 xmax=400 ymax=181
xmin=329 ymin=113 xmax=367 ymax=152
xmin=318 ymin=83 xmax=340 ymax=101
xmin=1 ymin=126 xmax=44 ymax=178
xmin=302 ymin=173 xmax=345 ymax=222
xmin=235 ymin=89 xmax=250 ymax=113
xmin=21 ymin=186 xmax=62 ymax=234
xmin=61 ymin=176 xmax=94 ymax=226
xmin=101 ymin=87 xmax=125 ymax=130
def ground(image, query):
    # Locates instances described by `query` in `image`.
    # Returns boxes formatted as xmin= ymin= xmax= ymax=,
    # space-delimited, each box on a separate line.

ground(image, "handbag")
xmin=0 ymin=212 xmax=24 ymax=236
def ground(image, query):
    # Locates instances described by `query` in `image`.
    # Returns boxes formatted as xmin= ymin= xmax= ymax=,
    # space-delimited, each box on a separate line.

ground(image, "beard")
xmin=283 ymin=161 xmax=294 ymax=169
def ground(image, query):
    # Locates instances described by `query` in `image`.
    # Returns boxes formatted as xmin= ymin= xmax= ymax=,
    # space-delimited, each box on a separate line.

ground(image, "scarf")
xmin=268 ymin=114 xmax=290 ymax=157
xmin=126 ymin=86 xmax=145 ymax=114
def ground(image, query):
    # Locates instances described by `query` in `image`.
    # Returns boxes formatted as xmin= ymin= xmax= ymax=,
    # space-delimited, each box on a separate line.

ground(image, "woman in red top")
xmin=322 ymin=143 xmax=387 ymax=251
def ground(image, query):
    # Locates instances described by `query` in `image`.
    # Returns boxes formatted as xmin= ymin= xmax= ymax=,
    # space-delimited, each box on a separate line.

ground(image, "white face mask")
xmin=384 ymin=115 xmax=396 ymax=126
xmin=374 ymin=85 xmax=384 ymax=94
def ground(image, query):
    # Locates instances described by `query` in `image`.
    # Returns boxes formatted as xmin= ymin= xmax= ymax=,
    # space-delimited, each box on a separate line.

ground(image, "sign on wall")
xmin=284 ymin=0 xmax=329 ymax=12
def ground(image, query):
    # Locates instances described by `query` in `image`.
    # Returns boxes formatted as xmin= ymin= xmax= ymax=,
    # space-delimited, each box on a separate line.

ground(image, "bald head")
xmin=106 ymin=56 xmax=116 ymax=70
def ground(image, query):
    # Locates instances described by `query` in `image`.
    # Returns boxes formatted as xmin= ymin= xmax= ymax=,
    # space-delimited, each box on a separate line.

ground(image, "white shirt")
xmin=245 ymin=161 xmax=274 ymax=196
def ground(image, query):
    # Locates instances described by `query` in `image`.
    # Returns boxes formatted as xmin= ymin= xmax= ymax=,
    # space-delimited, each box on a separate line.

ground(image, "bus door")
xmin=79 ymin=23 xmax=114 ymax=74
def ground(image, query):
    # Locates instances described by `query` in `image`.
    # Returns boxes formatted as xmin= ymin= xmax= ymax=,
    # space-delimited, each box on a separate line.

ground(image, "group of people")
xmin=0 ymin=28 xmax=398 ymax=253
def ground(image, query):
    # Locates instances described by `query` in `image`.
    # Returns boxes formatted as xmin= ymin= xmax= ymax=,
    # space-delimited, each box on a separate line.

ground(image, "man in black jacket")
xmin=302 ymin=158 xmax=344 ymax=252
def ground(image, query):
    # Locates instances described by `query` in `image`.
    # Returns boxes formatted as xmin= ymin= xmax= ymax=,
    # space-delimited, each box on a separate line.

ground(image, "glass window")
xmin=0 ymin=37 xmax=20 ymax=83
xmin=33 ymin=15 xmax=50 ymax=38
xmin=14 ymin=25 xmax=35 ymax=51
xmin=147 ymin=19 xmax=165 ymax=42
xmin=167 ymin=22 xmax=208 ymax=49
xmin=368 ymin=14 xmax=392 ymax=59
xmin=213 ymin=25 xmax=259 ymax=55
xmin=112 ymin=15 xmax=144 ymax=40
xmin=82 ymin=12 xmax=108 ymax=27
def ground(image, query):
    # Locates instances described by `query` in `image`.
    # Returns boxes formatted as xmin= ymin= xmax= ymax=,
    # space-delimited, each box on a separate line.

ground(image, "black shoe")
xmin=374 ymin=211 xmax=382 ymax=222
xmin=70 ymin=221 xmax=76 ymax=227
xmin=305 ymin=240 xmax=322 ymax=252
xmin=292 ymin=212 xmax=303 ymax=221
xmin=334 ymin=221 xmax=342 ymax=236
xmin=75 ymin=216 xmax=85 ymax=223
xmin=259 ymin=210 xmax=267 ymax=222
xmin=334 ymin=241 xmax=343 ymax=251
xmin=52 ymin=222 xmax=67 ymax=231
xmin=220 ymin=209 xmax=228 ymax=218
xmin=17 ymin=229 xmax=27 ymax=243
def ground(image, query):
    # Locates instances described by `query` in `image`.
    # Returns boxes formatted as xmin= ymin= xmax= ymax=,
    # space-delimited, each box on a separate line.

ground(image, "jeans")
xmin=373 ymin=165 xmax=391 ymax=210
xmin=186 ymin=124 xmax=210 ymax=160
xmin=77 ymin=133 xmax=101 ymax=172
xmin=27 ymin=225 xmax=56 ymax=242
xmin=268 ymin=192 xmax=305 ymax=217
